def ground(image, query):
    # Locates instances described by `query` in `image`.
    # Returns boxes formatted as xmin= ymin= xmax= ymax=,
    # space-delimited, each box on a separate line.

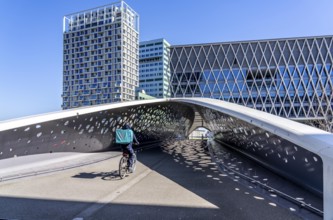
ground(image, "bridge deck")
xmin=0 ymin=141 xmax=303 ymax=220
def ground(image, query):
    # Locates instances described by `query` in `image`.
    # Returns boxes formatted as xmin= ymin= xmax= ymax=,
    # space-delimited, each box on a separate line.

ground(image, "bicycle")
xmin=119 ymin=150 xmax=137 ymax=179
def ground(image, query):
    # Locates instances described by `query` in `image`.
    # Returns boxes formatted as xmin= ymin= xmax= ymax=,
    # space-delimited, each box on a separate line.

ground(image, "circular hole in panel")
xmin=269 ymin=203 xmax=277 ymax=207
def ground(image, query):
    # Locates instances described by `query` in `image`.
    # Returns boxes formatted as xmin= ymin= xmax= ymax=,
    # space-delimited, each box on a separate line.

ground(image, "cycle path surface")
xmin=0 ymin=141 xmax=301 ymax=220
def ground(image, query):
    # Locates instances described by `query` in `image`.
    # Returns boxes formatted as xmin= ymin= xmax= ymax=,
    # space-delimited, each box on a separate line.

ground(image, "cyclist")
xmin=120 ymin=124 xmax=139 ymax=173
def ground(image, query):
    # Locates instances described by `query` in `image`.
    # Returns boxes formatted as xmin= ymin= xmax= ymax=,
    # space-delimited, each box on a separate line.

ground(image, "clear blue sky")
xmin=0 ymin=0 xmax=332 ymax=121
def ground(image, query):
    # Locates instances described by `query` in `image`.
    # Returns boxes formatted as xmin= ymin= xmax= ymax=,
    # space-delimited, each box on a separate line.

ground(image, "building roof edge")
xmin=171 ymin=35 xmax=333 ymax=48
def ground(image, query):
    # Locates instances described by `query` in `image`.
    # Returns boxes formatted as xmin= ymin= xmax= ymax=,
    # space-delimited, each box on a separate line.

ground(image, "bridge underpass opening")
xmin=0 ymin=98 xmax=332 ymax=219
xmin=188 ymin=127 xmax=210 ymax=140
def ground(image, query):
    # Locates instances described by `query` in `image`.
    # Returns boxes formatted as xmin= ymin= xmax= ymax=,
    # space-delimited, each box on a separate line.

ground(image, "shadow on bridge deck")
xmin=0 ymin=140 xmax=316 ymax=220
xmin=76 ymin=140 xmax=305 ymax=220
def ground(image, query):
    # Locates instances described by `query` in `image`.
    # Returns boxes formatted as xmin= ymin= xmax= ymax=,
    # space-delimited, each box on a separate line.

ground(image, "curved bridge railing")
xmin=0 ymin=98 xmax=332 ymax=219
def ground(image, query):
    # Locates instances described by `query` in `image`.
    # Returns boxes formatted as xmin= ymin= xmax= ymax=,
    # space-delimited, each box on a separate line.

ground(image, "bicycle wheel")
xmin=119 ymin=156 xmax=127 ymax=179
xmin=132 ymin=154 xmax=137 ymax=172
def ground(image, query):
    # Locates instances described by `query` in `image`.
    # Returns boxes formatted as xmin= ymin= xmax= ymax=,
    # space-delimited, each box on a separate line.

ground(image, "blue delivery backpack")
xmin=116 ymin=129 xmax=134 ymax=144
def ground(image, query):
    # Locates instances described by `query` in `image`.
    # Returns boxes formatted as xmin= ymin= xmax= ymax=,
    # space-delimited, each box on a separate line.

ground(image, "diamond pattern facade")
xmin=170 ymin=36 xmax=333 ymax=132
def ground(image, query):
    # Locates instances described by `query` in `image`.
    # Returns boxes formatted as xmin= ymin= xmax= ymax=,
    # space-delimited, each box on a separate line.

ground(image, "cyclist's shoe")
xmin=128 ymin=167 xmax=134 ymax=173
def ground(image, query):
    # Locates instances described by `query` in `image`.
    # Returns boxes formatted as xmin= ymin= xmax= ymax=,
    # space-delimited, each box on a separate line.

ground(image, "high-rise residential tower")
xmin=62 ymin=1 xmax=139 ymax=109
xmin=138 ymin=39 xmax=171 ymax=98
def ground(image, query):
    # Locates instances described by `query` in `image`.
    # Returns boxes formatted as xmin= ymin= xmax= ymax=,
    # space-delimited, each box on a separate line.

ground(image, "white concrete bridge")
xmin=0 ymin=98 xmax=332 ymax=219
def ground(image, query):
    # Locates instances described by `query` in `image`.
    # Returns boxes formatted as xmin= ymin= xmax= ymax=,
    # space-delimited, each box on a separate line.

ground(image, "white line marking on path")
xmin=74 ymin=168 xmax=152 ymax=219
xmin=73 ymin=156 xmax=167 ymax=220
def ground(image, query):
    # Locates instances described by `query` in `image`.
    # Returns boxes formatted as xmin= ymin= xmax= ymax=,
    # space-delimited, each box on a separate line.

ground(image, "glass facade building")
xmin=170 ymin=36 xmax=333 ymax=132
xmin=139 ymin=39 xmax=171 ymax=98
xmin=62 ymin=1 xmax=139 ymax=109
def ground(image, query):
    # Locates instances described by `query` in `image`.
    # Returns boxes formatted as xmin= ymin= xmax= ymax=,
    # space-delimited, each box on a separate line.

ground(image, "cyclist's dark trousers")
xmin=121 ymin=143 xmax=134 ymax=168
